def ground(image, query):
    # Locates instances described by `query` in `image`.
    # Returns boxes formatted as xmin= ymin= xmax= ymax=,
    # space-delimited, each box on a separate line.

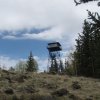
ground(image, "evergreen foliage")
xmin=74 ymin=0 xmax=99 ymax=6
xmin=49 ymin=58 xmax=64 ymax=74
xmin=26 ymin=51 xmax=38 ymax=72
xmin=59 ymin=60 xmax=64 ymax=73
xmin=9 ymin=67 xmax=15 ymax=72
xmin=74 ymin=11 xmax=100 ymax=78
xmin=64 ymin=53 xmax=76 ymax=75
xmin=49 ymin=58 xmax=59 ymax=74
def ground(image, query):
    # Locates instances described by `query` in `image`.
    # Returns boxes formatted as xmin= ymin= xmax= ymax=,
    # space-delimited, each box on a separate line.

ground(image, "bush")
xmin=52 ymin=88 xmax=68 ymax=96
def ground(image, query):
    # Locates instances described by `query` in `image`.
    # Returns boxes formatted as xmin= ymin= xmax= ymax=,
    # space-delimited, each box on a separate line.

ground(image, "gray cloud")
xmin=0 ymin=0 xmax=99 ymax=41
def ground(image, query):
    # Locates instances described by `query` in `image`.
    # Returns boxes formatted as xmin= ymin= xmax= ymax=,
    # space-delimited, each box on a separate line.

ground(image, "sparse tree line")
xmin=66 ymin=11 xmax=100 ymax=78
xmin=16 ymin=51 xmax=38 ymax=72
xmin=0 ymin=51 xmax=38 ymax=73
xmin=48 ymin=11 xmax=100 ymax=78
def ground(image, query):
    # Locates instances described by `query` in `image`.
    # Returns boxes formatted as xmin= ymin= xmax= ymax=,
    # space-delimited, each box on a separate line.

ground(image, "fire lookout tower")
xmin=47 ymin=42 xmax=62 ymax=73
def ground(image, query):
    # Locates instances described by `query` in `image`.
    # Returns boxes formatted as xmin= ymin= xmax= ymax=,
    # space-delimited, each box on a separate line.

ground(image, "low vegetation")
xmin=0 ymin=69 xmax=100 ymax=100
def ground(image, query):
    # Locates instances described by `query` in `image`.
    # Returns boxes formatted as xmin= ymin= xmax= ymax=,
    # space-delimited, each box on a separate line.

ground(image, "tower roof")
xmin=47 ymin=42 xmax=62 ymax=52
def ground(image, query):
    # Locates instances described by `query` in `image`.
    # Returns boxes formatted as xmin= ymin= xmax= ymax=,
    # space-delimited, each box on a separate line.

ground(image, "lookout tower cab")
xmin=47 ymin=42 xmax=62 ymax=52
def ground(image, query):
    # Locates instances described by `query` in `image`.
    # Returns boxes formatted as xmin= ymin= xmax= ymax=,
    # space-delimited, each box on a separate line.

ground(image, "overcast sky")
xmin=0 ymin=0 xmax=99 ymax=71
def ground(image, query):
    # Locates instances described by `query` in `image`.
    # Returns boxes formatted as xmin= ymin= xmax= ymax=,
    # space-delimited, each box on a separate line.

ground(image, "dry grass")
xmin=0 ymin=70 xmax=100 ymax=100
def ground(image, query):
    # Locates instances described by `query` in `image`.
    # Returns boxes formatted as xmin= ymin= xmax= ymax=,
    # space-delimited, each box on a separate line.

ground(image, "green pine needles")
xmin=26 ymin=51 xmax=38 ymax=72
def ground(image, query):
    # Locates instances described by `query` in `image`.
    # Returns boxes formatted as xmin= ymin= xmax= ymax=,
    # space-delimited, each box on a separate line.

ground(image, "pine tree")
xmin=64 ymin=53 xmax=77 ymax=75
xmin=59 ymin=60 xmax=64 ymax=73
xmin=49 ymin=58 xmax=59 ymax=74
xmin=75 ymin=20 xmax=93 ymax=77
xmin=26 ymin=51 xmax=38 ymax=72
xmin=87 ymin=11 xmax=100 ymax=77
xmin=74 ymin=11 xmax=100 ymax=78
xmin=74 ymin=0 xmax=99 ymax=6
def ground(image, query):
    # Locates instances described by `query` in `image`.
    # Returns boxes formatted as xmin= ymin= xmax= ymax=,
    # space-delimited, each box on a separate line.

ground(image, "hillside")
xmin=0 ymin=70 xmax=100 ymax=100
